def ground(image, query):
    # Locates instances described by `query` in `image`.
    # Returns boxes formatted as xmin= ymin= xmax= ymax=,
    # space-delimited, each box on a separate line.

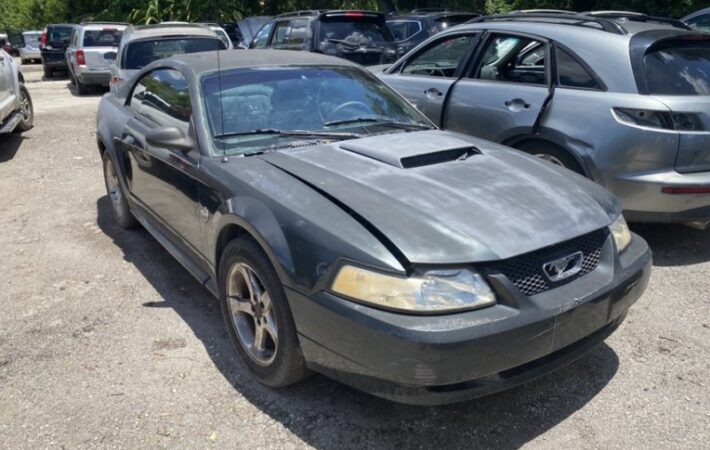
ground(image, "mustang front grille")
xmin=489 ymin=229 xmax=607 ymax=297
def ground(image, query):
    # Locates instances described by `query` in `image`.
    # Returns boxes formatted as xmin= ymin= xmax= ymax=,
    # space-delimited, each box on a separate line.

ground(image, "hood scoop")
xmin=340 ymin=130 xmax=480 ymax=169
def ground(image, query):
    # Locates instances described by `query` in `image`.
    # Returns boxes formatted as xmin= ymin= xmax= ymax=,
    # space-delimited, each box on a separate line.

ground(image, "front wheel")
xmin=102 ymin=152 xmax=138 ymax=229
xmin=14 ymin=84 xmax=34 ymax=132
xmin=219 ymin=237 xmax=309 ymax=387
xmin=516 ymin=141 xmax=584 ymax=175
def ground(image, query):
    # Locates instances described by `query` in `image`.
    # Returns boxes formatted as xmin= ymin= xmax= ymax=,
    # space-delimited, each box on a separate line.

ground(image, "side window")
xmin=687 ymin=15 xmax=710 ymax=32
xmin=129 ymin=69 xmax=191 ymax=129
xmin=271 ymin=21 xmax=290 ymax=48
xmin=474 ymin=34 xmax=547 ymax=86
xmin=286 ymin=19 xmax=308 ymax=49
xmin=401 ymin=34 xmax=475 ymax=78
xmin=389 ymin=20 xmax=421 ymax=41
xmin=556 ymin=48 xmax=600 ymax=90
xmin=250 ymin=22 xmax=274 ymax=49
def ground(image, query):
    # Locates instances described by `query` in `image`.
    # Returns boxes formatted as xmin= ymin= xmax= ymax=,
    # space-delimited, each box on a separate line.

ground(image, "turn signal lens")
xmin=331 ymin=266 xmax=495 ymax=313
xmin=610 ymin=215 xmax=632 ymax=253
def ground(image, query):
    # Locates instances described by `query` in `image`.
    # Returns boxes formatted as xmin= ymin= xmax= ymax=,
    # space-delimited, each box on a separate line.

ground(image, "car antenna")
xmin=217 ymin=47 xmax=228 ymax=163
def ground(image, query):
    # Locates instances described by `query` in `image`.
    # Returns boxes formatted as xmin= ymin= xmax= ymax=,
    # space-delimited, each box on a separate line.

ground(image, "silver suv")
xmin=0 ymin=48 xmax=33 ymax=135
xmin=109 ymin=24 xmax=225 ymax=93
xmin=379 ymin=12 xmax=710 ymax=229
xmin=66 ymin=22 xmax=127 ymax=95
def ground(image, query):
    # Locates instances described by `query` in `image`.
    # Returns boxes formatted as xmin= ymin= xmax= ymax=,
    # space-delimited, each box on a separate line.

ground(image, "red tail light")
xmin=661 ymin=187 xmax=710 ymax=195
xmin=76 ymin=49 xmax=86 ymax=65
xmin=40 ymin=30 xmax=47 ymax=49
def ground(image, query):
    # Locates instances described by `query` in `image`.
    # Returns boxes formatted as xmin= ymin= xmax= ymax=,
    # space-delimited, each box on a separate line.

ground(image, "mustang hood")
xmin=261 ymin=130 xmax=618 ymax=264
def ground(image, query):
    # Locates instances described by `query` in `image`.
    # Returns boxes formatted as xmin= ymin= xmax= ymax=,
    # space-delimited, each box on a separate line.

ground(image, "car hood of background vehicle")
xmin=260 ymin=130 xmax=617 ymax=264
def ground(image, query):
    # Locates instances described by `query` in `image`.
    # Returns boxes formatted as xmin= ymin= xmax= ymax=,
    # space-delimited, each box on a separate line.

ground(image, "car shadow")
xmin=0 ymin=133 xmax=25 ymax=163
xmin=96 ymin=195 xmax=621 ymax=448
xmin=631 ymin=223 xmax=710 ymax=267
xmin=66 ymin=82 xmax=108 ymax=97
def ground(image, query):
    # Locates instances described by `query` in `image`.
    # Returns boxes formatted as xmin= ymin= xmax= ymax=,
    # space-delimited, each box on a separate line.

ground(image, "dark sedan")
xmin=96 ymin=50 xmax=651 ymax=405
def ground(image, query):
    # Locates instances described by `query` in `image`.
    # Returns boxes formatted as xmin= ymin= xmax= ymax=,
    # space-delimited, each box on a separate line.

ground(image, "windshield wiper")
xmin=324 ymin=117 xmax=433 ymax=130
xmin=215 ymin=128 xmax=361 ymax=140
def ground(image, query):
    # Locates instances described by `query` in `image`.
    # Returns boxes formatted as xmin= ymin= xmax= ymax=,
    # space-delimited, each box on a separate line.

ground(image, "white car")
xmin=19 ymin=31 xmax=42 ymax=64
xmin=0 ymin=48 xmax=33 ymax=135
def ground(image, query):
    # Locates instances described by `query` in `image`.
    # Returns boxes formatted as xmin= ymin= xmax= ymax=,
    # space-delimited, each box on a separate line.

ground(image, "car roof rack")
xmin=79 ymin=21 xmax=129 ymax=26
xmin=509 ymin=9 xmax=577 ymax=15
xmin=470 ymin=13 xmax=628 ymax=34
xmin=581 ymin=11 xmax=691 ymax=30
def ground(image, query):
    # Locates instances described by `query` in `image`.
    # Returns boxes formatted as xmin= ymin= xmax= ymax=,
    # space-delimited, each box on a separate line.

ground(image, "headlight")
xmin=610 ymin=215 xmax=631 ymax=253
xmin=330 ymin=265 xmax=496 ymax=313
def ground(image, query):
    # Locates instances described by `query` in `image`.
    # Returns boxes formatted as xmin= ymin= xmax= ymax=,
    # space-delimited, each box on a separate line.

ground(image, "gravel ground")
xmin=0 ymin=62 xmax=708 ymax=450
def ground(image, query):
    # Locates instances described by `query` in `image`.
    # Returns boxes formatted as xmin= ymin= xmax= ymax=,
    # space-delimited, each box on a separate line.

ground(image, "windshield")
xmin=123 ymin=37 xmax=225 ymax=70
xmin=48 ymin=26 xmax=73 ymax=44
xmin=644 ymin=39 xmax=710 ymax=95
xmin=202 ymin=66 xmax=432 ymax=155
xmin=83 ymin=28 xmax=122 ymax=47
xmin=317 ymin=18 xmax=394 ymax=47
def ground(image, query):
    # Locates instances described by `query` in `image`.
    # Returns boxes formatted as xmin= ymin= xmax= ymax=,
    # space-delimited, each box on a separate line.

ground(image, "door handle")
xmin=505 ymin=98 xmax=531 ymax=109
xmin=425 ymin=87 xmax=443 ymax=97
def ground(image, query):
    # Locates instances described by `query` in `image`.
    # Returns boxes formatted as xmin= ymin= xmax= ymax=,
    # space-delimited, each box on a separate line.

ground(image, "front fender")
xmin=211 ymin=196 xmax=295 ymax=284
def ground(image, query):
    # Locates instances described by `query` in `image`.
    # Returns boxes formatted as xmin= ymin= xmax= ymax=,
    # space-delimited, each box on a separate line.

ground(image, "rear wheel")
xmin=102 ymin=152 xmax=138 ymax=229
xmin=219 ymin=237 xmax=309 ymax=387
xmin=14 ymin=84 xmax=33 ymax=132
xmin=72 ymin=71 xmax=89 ymax=95
xmin=516 ymin=140 xmax=584 ymax=175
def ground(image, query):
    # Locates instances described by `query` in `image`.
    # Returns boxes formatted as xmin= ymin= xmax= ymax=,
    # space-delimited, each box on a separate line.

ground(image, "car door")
xmin=119 ymin=68 xmax=203 ymax=253
xmin=0 ymin=50 xmax=15 ymax=120
xmin=379 ymin=32 xmax=479 ymax=126
xmin=444 ymin=33 xmax=551 ymax=142
xmin=268 ymin=20 xmax=291 ymax=49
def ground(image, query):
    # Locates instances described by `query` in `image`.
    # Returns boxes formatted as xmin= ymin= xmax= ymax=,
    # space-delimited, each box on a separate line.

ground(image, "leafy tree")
xmin=2 ymin=0 xmax=708 ymax=29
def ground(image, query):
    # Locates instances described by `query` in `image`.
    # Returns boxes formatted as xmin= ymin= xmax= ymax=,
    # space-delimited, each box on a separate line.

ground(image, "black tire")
xmin=516 ymin=140 xmax=584 ymax=175
xmin=43 ymin=67 xmax=52 ymax=79
xmin=102 ymin=151 xmax=138 ymax=229
xmin=219 ymin=237 xmax=309 ymax=387
xmin=73 ymin=72 xmax=89 ymax=95
xmin=14 ymin=84 xmax=34 ymax=133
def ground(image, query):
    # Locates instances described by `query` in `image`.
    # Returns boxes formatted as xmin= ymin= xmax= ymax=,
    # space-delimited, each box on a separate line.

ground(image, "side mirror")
xmin=145 ymin=126 xmax=194 ymax=153
xmin=104 ymin=51 xmax=116 ymax=61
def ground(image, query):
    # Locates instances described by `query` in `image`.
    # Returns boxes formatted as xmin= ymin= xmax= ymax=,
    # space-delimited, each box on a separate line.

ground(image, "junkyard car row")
xmin=1 ymin=9 xmax=708 ymax=406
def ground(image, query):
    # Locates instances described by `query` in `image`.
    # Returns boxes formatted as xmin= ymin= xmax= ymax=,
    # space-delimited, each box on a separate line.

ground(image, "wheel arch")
xmin=504 ymin=135 xmax=592 ymax=178
xmin=212 ymin=208 xmax=295 ymax=292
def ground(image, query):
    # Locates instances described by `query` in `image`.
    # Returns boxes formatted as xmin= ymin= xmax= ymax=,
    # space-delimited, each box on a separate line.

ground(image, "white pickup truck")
xmin=0 ymin=48 xmax=33 ymax=135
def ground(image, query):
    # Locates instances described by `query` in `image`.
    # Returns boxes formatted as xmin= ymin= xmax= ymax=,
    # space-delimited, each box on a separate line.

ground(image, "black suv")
xmin=40 ymin=24 xmax=75 ymax=78
xmin=249 ymin=10 xmax=399 ymax=66
xmin=387 ymin=9 xmax=479 ymax=54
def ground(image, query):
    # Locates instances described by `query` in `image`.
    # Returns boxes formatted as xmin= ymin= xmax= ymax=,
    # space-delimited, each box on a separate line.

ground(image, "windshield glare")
xmin=644 ymin=40 xmax=710 ymax=95
xmin=123 ymin=37 xmax=225 ymax=69
xmin=318 ymin=19 xmax=394 ymax=46
xmin=202 ymin=66 xmax=431 ymax=155
xmin=83 ymin=29 xmax=123 ymax=47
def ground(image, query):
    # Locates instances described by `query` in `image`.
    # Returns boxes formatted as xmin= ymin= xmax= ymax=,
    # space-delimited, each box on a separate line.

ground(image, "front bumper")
xmin=608 ymin=169 xmax=710 ymax=227
xmin=287 ymin=233 xmax=651 ymax=405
